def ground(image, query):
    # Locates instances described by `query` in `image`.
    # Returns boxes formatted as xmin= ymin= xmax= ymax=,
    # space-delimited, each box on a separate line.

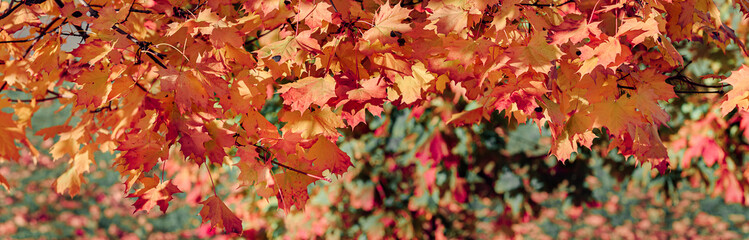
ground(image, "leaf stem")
xmin=205 ymin=163 xmax=219 ymax=197
xmin=272 ymin=160 xmax=331 ymax=182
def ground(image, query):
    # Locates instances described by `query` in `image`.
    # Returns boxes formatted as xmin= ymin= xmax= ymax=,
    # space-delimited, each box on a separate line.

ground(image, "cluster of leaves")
xmin=2 ymin=0 xmax=749 ymax=234
xmin=3 ymin=100 xmax=748 ymax=239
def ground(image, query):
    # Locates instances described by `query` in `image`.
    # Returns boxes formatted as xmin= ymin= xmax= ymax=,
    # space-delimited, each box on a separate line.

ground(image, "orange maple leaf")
xmin=199 ymin=196 xmax=243 ymax=234
xmin=279 ymin=75 xmax=337 ymax=112
xmin=508 ymin=31 xmax=562 ymax=74
xmin=53 ymin=149 xmax=94 ymax=197
xmin=274 ymin=171 xmax=317 ymax=212
xmin=307 ymin=135 xmax=352 ymax=176
xmin=363 ymin=2 xmax=412 ymax=42
xmin=127 ymin=176 xmax=182 ymax=213
xmin=427 ymin=4 xmax=481 ymax=34
xmin=720 ymin=65 xmax=749 ymax=116
xmin=0 ymin=102 xmax=26 ymax=161
xmin=280 ymin=107 xmax=345 ymax=140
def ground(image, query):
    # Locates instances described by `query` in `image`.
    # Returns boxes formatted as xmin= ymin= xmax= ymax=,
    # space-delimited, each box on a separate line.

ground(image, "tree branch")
xmin=0 ymin=0 xmax=22 ymax=21
xmin=90 ymin=101 xmax=117 ymax=113
xmin=271 ymin=160 xmax=331 ymax=182
xmin=8 ymin=95 xmax=62 ymax=103
xmin=1 ymin=17 xmax=65 ymax=46
xmin=519 ymin=0 xmax=575 ymax=7
xmin=675 ymin=89 xmax=724 ymax=94
xmin=617 ymin=84 xmax=636 ymax=90
xmin=667 ymin=75 xmax=727 ymax=89
xmin=119 ymin=0 xmax=138 ymax=24
xmin=22 ymin=17 xmax=66 ymax=58
xmin=253 ymin=143 xmax=331 ymax=183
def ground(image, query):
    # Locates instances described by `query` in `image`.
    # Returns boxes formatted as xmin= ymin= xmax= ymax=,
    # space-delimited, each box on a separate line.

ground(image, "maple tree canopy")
xmin=1 ymin=0 xmax=749 ymax=234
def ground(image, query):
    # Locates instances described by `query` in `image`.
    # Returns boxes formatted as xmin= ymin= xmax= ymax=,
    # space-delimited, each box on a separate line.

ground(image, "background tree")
xmin=1 ymin=0 xmax=749 ymax=237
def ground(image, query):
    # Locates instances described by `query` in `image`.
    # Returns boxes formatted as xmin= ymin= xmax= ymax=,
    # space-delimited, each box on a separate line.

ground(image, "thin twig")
xmin=519 ymin=0 xmax=575 ymax=7
xmin=119 ymin=0 xmax=139 ymax=24
xmin=617 ymin=84 xmax=636 ymax=90
xmin=272 ymin=160 xmax=331 ymax=182
xmin=160 ymin=156 xmax=167 ymax=184
xmin=253 ymin=143 xmax=331 ymax=182
xmin=9 ymin=95 xmax=62 ymax=103
xmin=23 ymin=18 xmax=65 ymax=58
xmin=668 ymin=75 xmax=727 ymax=89
xmin=90 ymin=101 xmax=117 ymax=113
xmin=675 ymin=90 xmax=724 ymax=94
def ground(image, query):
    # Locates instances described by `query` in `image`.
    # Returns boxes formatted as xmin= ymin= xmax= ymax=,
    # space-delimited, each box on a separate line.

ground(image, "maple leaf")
xmin=76 ymin=66 xmax=127 ymax=109
xmin=53 ymin=149 xmax=94 ymax=197
xmin=588 ymin=98 xmax=639 ymax=136
xmin=616 ymin=18 xmax=660 ymax=45
xmin=448 ymin=107 xmax=490 ymax=126
xmin=394 ymin=62 xmax=435 ymax=104
xmin=307 ymin=135 xmax=352 ymax=176
xmin=127 ymin=176 xmax=182 ymax=213
xmin=204 ymin=120 xmax=235 ymax=165
xmin=427 ymin=4 xmax=481 ymax=34
xmin=346 ymin=76 xmax=388 ymax=101
xmin=70 ymin=39 xmax=114 ymax=65
xmin=362 ymin=2 xmax=412 ymax=42
xmin=551 ymin=19 xmax=602 ymax=45
xmin=159 ymin=68 xmax=212 ymax=113
xmin=508 ymin=31 xmax=562 ymax=74
xmin=577 ymin=36 xmax=631 ymax=75
xmin=629 ymin=123 xmax=669 ymax=163
xmin=720 ymin=65 xmax=749 ymax=116
xmin=489 ymin=0 xmax=520 ymax=31
xmin=279 ymin=75 xmax=337 ymax=112
xmin=257 ymin=35 xmax=301 ymax=64
xmin=235 ymin=146 xmax=276 ymax=198
xmin=630 ymin=88 xmax=671 ymax=126
xmin=683 ymin=136 xmax=725 ymax=168
xmin=90 ymin=4 xmax=124 ymax=32
xmin=280 ymin=107 xmax=345 ymax=140
xmin=0 ymin=101 xmax=26 ymax=161
xmin=116 ymin=130 xmax=169 ymax=171
xmin=242 ymin=110 xmax=281 ymax=142
xmin=715 ymin=168 xmax=745 ymax=204
xmin=274 ymin=171 xmax=317 ymax=212
xmin=0 ymin=60 xmax=31 ymax=87
xmin=199 ymin=196 xmax=243 ymax=234
xmin=371 ymin=52 xmax=412 ymax=80
xmin=295 ymin=0 xmax=337 ymax=29
xmin=210 ymin=26 xmax=244 ymax=48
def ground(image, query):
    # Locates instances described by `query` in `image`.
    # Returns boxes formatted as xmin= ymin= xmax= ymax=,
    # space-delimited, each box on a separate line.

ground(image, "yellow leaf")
xmin=280 ymin=107 xmax=344 ymax=140
xmin=363 ymin=2 xmax=412 ymax=42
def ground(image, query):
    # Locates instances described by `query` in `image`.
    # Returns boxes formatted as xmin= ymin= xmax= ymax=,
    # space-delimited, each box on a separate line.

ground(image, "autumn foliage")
xmin=2 ymin=0 xmax=749 ymax=236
